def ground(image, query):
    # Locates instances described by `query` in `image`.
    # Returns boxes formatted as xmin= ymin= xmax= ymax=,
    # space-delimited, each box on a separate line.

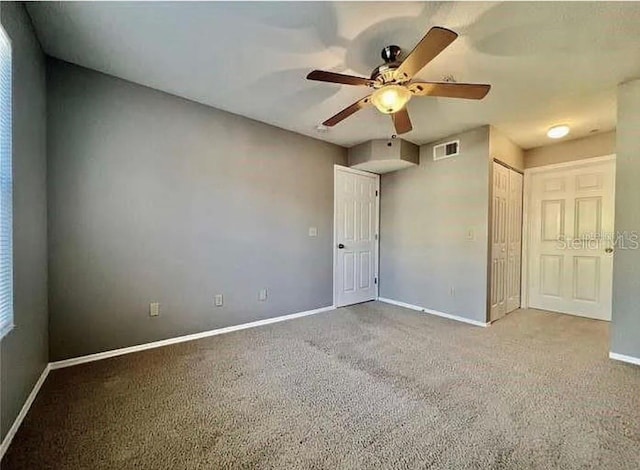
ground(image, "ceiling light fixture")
xmin=371 ymin=85 xmax=412 ymax=114
xmin=547 ymin=124 xmax=570 ymax=139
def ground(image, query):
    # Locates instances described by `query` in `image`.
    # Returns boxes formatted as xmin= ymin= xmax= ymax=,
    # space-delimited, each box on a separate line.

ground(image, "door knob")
xmin=337 ymin=244 xmax=345 ymax=249
xmin=605 ymin=247 xmax=614 ymax=254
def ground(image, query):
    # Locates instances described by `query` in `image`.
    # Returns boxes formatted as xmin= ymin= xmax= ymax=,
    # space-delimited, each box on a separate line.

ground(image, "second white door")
xmin=527 ymin=158 xmax=616 ymax=321
xmin=334 ymin=166 xmax=379 ymax=307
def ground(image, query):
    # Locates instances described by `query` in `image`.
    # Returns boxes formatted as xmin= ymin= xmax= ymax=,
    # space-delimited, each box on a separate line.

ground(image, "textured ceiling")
xmin=26 ymin=2 xmax=640 ymax=149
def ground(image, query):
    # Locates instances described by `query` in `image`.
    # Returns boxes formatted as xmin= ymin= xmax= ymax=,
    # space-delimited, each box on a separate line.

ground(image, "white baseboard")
xmin=609 ymin=352 xmax=640 ymax=366
xmin=0 ymin=364 xmax=50 ymax=461
xmin=50 ymin=305 xmax=336 ymax=370
xmin=377 ymin=297 xmax=489 ymax=327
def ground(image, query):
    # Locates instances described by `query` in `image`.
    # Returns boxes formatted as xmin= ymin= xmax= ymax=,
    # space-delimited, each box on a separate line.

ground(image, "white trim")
xmin=378 ymin=297 xmax=489 ymax=327
xmin=50 ymin=305 xmax=335 ymax=370
xmin=0 ymin=321 xmax=13 ymax=341
xmin=609 ymin=352 xmax=640 ymax=366
xmin=524 ymin=154 xmax=616 ymax=175
xmin=521 ymin=169 xmax=531 ymax=308
xmin=333 ymin=164 xmax=377 ymax=178
xmin=333 ymin=166 xmax=338 ymax=307
xmin=521 ymin=154 xmax=616 ymax=310
xmin=0 ymin=364 xmax=50 ymax=461
xmin=333 ymin=165 xmax=380 ymax=308
xmin=374 ymin=175 xmax=380 ymax=301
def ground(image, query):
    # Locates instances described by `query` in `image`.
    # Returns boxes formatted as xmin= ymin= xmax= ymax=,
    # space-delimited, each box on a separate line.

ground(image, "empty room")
xmin=1 ymin=1 xmax=639 ymax=469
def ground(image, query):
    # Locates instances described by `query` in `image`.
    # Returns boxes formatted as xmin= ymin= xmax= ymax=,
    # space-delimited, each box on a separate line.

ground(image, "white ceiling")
xmin=26 ymin=1 xmax=640 ymax=149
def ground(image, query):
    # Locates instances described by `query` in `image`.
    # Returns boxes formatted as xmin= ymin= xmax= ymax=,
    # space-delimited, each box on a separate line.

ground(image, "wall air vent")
xmin=433 ymin=140 xmax=460 ymax=161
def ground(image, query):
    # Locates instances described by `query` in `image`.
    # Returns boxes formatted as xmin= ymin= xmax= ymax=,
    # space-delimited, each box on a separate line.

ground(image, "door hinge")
xmin=375 ymin=190 xmax=379 ymax=197
xmin=374 ymin=277 xmax=378 ymax=284
xmin=375 ymin=233 xmax=378 ymax=241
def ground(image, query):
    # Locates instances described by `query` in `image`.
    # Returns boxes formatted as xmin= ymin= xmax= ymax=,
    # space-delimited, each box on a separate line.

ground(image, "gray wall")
xmin=524 ymin=130 xmax=616 ymax=169
xmin=611 ymin=79 xmax=640 ymax=359
xmin=0 ymin=3 xmax=48 ymax=441
xmin=379 ymin=126 xmax=491 ymax=323
xmin=490 ymin=126 xmax=524 ymax=171
xmin=47 ymin=59 xmax=346 ymax=361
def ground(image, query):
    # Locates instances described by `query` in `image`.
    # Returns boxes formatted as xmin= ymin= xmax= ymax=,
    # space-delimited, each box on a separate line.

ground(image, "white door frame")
xmin=520 ymin=154 xmax=616 ymax=309
xmin=333 ymin=165 xmax=380 ymax=307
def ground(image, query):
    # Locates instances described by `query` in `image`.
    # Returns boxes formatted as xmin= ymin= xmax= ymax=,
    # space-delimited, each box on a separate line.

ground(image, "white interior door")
xmin=527 ymin=158 xmax=616 ymax=321
xmin=490 ymin=162 xmax=523 ymax=321
xmin=490 ymin=162 xmax=509 ymax=320
xmin=334 ymin=166 xmax=379 ymax=307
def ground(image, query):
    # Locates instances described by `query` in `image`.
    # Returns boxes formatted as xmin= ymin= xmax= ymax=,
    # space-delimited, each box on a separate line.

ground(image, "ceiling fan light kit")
xmin=371 ymin=85 xmax=412 ymax=114
xmin=306 ymin=26 xmax=491 ymax=135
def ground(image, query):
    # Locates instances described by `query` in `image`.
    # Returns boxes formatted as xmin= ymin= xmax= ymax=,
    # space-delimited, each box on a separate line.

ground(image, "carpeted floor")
xmin=3 ymin=301 xmax=639 ymax=469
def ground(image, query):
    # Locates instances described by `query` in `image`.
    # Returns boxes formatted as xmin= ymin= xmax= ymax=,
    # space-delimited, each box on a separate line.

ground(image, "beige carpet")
xmin=3 ymin=301 xmax=639 ymax=469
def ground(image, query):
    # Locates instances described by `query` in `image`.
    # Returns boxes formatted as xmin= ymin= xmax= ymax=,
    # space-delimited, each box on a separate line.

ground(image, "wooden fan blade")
xmin=409 ymin=82 xmax=491 ymax=100
xmin=392 ymin=108 xmax=412 ymax=134
xmin=396 ymin=27 xmax=458 ymax=80
xmin=307 ymin=70 xmax=375 ymax=87
xmin=323 ymin=95 xmax=372 ymax=127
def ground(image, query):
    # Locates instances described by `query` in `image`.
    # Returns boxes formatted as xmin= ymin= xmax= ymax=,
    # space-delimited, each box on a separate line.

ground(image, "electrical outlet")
xmin=259 ymin=289 xmax=268 ymax=301
xmin=466 ymin=227 xmax=475 ymax=241
xmin=214 ymin=294 xmax=223 ymax=307
xmin=149 ymin=302 xmax=160 ymax=317
xmin=450 ymin=287 xmax=455 ymax=297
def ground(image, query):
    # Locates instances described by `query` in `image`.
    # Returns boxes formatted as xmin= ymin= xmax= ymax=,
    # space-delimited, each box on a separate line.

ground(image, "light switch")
xmin=308 ymin=227 xmax=318 ymax=237
xmin=214 ymin=294 xmax=223 ymax=307
xmin=466 ymin=228 xmax=475 ymax=241
xmin=149 ymin=302 xmax=160 ymax=317
xmin=259 ymin=289 xmax=268 ymax=301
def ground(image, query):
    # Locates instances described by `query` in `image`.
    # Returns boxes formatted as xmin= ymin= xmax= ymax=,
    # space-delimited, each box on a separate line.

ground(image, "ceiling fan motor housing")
xmin=371 ymin=45 xmax=404 ymax=84
xmin=382 ymin=45 xmax=402 ymax=63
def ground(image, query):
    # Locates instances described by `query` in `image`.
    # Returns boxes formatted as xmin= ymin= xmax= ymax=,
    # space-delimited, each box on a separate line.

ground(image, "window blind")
xmin=0 ymin=26 xmax=12 ymax=340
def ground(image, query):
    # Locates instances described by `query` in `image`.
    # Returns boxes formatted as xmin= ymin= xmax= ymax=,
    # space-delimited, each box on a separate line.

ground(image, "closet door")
xmin=490 ymin=162 xmax=509 ymax=321
xmin=490 ymin=162 xmax=523 ymax=322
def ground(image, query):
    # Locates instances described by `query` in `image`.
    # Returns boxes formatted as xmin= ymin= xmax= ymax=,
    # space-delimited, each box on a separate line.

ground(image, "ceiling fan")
xmin=306 ymin=26 xmax=491 ymax=135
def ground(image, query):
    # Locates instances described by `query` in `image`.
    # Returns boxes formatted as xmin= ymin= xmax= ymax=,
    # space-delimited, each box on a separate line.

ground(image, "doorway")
xmin=333 ymin=165 xmax=379 ymax=307
xmin=523 ymin=156 xmax=616 ymax=321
